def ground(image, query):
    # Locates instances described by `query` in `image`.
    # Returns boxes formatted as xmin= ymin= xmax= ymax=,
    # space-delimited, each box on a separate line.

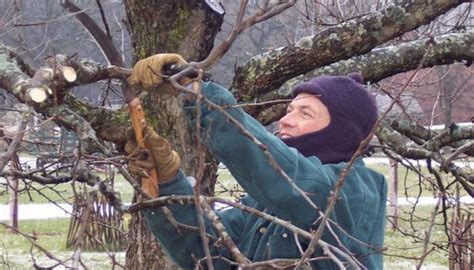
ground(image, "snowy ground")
xmin=1 ymin=156 xmax=472 ymax=220
xmin=1 ymin=196 xmax=472 ymax=221
xmin=10 ymin=156 xmax=472 ymax=171
xmin=0 ymin=203 xmax=72 ymax=221
xmin=363 ymin=156 xmax=471 ymax=168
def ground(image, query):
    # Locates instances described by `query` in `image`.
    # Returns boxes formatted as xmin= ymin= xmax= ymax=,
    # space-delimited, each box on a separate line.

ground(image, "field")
xmin=1 ymin=161 xmax=470 ymax=269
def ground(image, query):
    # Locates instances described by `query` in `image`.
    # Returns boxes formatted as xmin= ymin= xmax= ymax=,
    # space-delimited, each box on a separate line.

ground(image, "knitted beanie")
xmin=281 ymin=73 xmax=378 ymax=164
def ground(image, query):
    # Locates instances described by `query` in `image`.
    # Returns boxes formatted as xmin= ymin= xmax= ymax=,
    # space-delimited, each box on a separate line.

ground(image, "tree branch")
xmin=197 ymin=0 xmax=296 ymax=69
xmin=251 ymin=31 xmax=474 ymax=124
xmin=61 ymin=0 xmax=124 ymax=66
xmin=232 ymin=0 xmax=470 ymax=98
xmin=126 ymin=195 xmax=360 ymax=268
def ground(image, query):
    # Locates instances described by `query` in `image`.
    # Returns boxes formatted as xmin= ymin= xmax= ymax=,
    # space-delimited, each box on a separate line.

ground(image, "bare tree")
xmin=0 ymin=0 xmax=472 ymax=268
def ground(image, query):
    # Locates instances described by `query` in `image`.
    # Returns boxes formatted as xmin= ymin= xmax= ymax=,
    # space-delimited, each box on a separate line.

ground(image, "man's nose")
xmin=279 ymin=112 xmax=294 ymax=127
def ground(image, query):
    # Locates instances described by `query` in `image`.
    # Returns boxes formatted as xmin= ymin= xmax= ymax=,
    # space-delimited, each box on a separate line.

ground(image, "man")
xmin=126 ymin=54 xmax=387 ymax=269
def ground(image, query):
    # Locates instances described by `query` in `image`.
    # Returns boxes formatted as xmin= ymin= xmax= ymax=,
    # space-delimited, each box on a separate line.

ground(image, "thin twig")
xmin=127 ymin=195 xmax=357 ymax=266
xmin=0 ymin=222 xmax=70 ymax=266
xmin=197 ymin=1 xmax=296 ymax=69
xmin=201 ymin=200 xmax=249 ymax=266
xmin=192 ymin=78 xmax=214 ymax=270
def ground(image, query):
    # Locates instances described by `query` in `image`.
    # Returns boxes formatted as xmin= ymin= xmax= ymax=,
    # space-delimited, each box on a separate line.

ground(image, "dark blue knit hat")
xmin=281 ymin=73 xmax=378 ymax=164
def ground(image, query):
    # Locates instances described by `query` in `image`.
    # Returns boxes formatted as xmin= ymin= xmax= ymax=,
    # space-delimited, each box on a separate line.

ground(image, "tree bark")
xmin=123 ymin=1 xmax=224 ymax=268
xmin=232 ymin=0 xmax=470 ymax=101
xmin=125 ymin=211 xmax=177 ymax=269
xmin=251 ymin=32 xmax=474 ymax=124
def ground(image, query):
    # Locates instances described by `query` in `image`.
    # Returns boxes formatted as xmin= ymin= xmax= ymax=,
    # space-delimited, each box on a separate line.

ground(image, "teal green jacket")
xmin=143 ymin=82 xmax=387 ymax=269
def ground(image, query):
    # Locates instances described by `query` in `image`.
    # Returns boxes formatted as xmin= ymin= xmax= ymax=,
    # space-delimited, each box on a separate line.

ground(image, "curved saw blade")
xmin=205 ymin=0 xmax=225 ymax=15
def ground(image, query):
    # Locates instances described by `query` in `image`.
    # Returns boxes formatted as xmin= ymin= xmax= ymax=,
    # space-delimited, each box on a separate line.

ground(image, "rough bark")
xmin=123 ymin=1 xmax=224 ymax=269
xmin=124 ymin=0 xmax=223 ymax=62
xmin=250 ymin=32 xmax=474 ymax=124
xmin=232 ymin=0 xmax=470 ymax=101
xmin=125 ymin=211 xmax=176 ymax=270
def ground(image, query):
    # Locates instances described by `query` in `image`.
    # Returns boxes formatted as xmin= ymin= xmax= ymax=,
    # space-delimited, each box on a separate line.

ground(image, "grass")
xmin=0 ymin=206 xmax=456 ymax=269
xmin=0 ymin=219 xmax=126 ymax=269
xmin=370 ymin=163 xmax=445 ymax=198
xmin=0 ymin=219 xmax=70 ymax=252
xmin=383 ymin=205 xmax=452 ymax=269
xmin=1 ymin=160 xmax=469 ymax=269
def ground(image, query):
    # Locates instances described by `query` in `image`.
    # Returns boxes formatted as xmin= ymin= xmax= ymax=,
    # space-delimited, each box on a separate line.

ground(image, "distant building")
xmin=375 ymin=64 xmax=473 ymax=127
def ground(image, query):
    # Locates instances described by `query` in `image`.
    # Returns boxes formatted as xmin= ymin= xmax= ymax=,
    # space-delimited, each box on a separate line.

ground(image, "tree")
xmin=0 ymin=0 xmax=472 ymax=268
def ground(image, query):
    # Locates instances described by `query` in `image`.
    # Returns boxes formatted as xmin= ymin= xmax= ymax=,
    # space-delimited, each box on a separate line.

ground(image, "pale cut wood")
xmin=28 ymin=87 xmax=48 ymax=103
xmin=62 ymin=66 xmax=77 ymax=82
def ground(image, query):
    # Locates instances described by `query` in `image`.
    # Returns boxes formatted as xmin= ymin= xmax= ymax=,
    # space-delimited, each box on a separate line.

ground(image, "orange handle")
xmin=128 ymin=97 xmax=159 ymax=198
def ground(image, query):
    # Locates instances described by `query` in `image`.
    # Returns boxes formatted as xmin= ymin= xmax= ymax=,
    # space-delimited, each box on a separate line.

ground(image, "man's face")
xmin=278 ymin=92 xmax=331 ymax=139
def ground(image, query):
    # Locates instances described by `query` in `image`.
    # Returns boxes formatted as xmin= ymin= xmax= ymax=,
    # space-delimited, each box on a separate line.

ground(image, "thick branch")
xmin=69 ymin=58 xmax=130 ymax=83
xmin=0 ymin=45 xmax=130 ymax=144
xmin=0 ymin=50 xmax=111 ymax=153
xmin=390 ymin=120 xmax=474 ymax=154
xmin=376 ymin=123 xmax=473 ymax=195
xmin=62 ymin=94 xmax=129 ymax=144
xmin=233 ymin=0 xmax=470 ymax=99
xmin=377 ymin=123 xmax=439 ymax=160
xmin=251 ymin=32 xmax=473 ymax=124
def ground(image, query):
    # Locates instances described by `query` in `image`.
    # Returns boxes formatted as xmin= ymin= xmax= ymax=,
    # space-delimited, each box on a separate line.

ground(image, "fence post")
xmin=388 ymin=158 xmax=398 ymax=229
xmin=8 ymin=177 xmax=19 ymax=231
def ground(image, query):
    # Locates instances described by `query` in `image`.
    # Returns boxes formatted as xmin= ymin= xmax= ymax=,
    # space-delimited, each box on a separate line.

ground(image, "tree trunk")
xmin=125 ymin=211 xmax=177 ymax=269
xmin=123 ymin=1 xmax=223 ymax=268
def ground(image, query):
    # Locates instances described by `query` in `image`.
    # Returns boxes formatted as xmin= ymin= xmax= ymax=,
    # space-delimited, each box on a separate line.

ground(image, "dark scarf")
xmin=282 ymin=123 xmax=360 ymax=164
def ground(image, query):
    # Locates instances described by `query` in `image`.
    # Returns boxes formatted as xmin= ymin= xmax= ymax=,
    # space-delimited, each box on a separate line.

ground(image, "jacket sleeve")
xmin=184 ymin=82 xmax=335 ymax=229
xmin=142 ymin=170 xmax=250 ymax=269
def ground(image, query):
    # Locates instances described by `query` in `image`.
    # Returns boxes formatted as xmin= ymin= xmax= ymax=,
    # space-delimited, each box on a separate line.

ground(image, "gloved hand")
xmin=125 ymin=126 xmax=181 ymax=182
xmin=128 ymin=53 xmax=190 ymax=94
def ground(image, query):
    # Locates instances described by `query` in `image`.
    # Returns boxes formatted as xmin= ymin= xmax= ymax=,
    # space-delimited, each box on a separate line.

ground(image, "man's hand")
xmin=125 ymin=126 xmax=181 ymax=182
xmin=128 ymin=53 xmax=188 ymax=94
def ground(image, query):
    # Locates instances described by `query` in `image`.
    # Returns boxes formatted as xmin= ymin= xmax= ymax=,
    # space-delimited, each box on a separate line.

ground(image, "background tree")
xmin=0 ymin=0 xmax=472 ymax=269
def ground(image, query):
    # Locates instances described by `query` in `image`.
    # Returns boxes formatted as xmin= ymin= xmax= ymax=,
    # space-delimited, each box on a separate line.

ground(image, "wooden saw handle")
xmin=128 ymin=97 xmax=159 ymax=198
